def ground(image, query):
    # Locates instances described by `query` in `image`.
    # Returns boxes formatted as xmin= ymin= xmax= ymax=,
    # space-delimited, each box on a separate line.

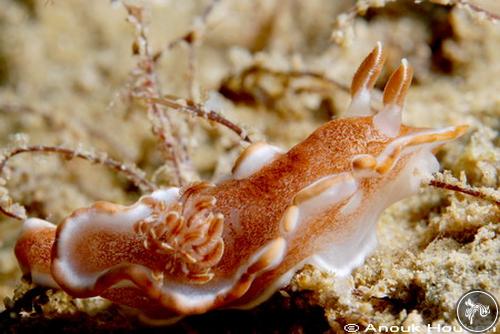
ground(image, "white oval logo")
xmin=456 ymin=290 xmax=498 ymax=333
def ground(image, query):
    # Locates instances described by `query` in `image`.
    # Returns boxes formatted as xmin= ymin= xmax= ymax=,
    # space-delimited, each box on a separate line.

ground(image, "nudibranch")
xmin=14 ymin=43 xmax=468 ymax=323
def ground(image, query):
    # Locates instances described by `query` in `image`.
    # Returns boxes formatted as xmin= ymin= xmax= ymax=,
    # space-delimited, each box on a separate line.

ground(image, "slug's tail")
xmin=14 ymin=218 xmax=59 ymax=288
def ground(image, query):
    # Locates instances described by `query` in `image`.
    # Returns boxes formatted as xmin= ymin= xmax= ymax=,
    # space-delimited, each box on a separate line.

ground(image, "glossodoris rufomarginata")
xmin=14 ymin=43 xmax=468 ymax=323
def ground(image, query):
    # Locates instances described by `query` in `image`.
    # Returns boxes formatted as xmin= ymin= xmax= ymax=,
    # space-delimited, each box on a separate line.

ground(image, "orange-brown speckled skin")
xmin=15 ymin=225 xmax=55 ymax=278
xmin=13 ymin=40 xmax=470 ymax=320
xmin=78 ymin=116 xmax=414 ymax=314
xmin=203 ymin=117 xmax=417 ymax=305
xmin=50 ymin=203 xmax=179 ymax=297
xmin=14 ymin=116 xmax=424 ymax=317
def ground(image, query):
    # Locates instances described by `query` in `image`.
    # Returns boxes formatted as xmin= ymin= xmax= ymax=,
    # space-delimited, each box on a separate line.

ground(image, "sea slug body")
xmin=14 ymin=43 xmax=468 ymax=323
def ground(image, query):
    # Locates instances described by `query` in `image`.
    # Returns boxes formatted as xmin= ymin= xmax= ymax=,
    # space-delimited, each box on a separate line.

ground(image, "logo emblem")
xmin=456 ymin=290 xmax=498 ymax=333
xmin=343 ymin=324 xmax=359 ymax=332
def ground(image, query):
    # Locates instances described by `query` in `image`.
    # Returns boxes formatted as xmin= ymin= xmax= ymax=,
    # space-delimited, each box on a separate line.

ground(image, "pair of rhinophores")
xmin=13 ymin=43 xmax=468 ymax=324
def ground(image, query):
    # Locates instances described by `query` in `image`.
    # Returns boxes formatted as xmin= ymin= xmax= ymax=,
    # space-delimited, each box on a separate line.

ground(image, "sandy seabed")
xmin=0 ymin=0 xmax=498 ymax=333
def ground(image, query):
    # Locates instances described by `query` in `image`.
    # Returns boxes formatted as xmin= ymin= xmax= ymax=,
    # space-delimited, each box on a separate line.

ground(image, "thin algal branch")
xmin=0 ymin=197 xmax=24 ymax=221
xmin=429 ymin=180 xmax=500 ymax=206
xmin=0 ymin=145 xmax=157 ymax=221
xmin=124 ymin=4 xmax=193 ymax=186
xmin=428 ymin=173 xmax=500 ymax=206
xmin=0 ymin=103 xmax=136 ymax=160
xmin=144 ymin=95 xmax=252 ymax=143
xmin=454 ymin=0 xmax=500 ymax=21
